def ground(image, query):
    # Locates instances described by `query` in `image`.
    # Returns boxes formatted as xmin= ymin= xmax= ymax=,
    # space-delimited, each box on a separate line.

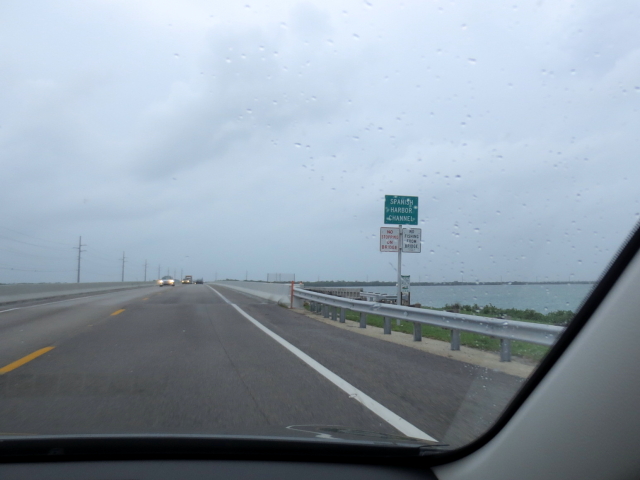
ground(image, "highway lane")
xmin=0 ymin=284 xmax=524 ymax=447
xmin=0 ymin=287 xmax=160 ymax=368
xmin=213 ymin=286 xmax=525 ymax=446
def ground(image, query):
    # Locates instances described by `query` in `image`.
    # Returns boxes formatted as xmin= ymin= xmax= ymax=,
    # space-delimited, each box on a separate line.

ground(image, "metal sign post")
xmin=397 ymin=225 xmax=403 ymax=306
xmin=382 ymin=195 xmax=419 ymax=306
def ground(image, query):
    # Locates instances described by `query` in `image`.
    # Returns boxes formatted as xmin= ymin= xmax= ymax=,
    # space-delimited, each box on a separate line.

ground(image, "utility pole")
xmin=74 ymin=236 xmax=87 ymax=283
xmin=121 ymin=252 xmax=126 ymax=282
xmin=144 ymin=260 xmax=148 ymax=282
xmin=158 ymin=265 xmax=161 ymax=279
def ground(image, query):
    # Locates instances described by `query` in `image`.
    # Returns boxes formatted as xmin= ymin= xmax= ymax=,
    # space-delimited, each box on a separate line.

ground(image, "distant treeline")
xmin=299 ymin=280 xmax=596 ymax=287
xmin=441 ymin=303 xmax=574 ymax=326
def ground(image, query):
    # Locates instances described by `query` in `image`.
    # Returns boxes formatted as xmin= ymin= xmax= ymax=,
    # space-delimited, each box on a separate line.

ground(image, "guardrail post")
xmin=310 ymin=302 xmax=315 ymax=313
xmin=359 ymin=312 xmax=366 ymax=328
xmin=323 ymin=304 xmax=329 ymax=318
xmin=383 ymin=317 xmax=391 ymax=334
xmin=340 ymin=308 xmax=346 ymax=323
xmin=413 ymin=322 xmax=422 ymax=341
xmin=331 ymin=306 xmax=337 ymax=321
xmin=500 ymin=339 xmax=511 ymax=362
xmin=451 ymin=330 xmax=460 ymax=350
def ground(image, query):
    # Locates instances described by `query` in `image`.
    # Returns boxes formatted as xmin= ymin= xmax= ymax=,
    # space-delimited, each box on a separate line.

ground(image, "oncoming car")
xmin=157 ymin=275 xmax=175 ymax=287
xmin=182 ymin=275 xmax=193 ymax=284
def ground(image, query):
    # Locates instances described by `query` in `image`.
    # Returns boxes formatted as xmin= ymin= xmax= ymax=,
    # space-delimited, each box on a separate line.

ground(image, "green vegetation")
xmin=442 ymin=303 xmax=574 ymax=326
xmin=304 ymin=302 xmax=573 ymax=363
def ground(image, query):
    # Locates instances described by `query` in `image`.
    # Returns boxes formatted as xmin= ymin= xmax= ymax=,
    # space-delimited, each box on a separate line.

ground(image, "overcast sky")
xmin=1 ymin=0 xmax=639 ymax=284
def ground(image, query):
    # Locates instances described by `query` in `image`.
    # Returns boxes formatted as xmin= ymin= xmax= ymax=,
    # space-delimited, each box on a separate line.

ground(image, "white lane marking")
xmin=211 ymin=288 xmax=233 ymax=304
xmin=0 ymin=308 xmax=19 ymax=314
xmin=207 ymin=285 xmax=437 ymax=443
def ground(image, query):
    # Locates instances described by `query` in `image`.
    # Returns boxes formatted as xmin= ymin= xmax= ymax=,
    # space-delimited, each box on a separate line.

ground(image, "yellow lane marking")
xmin=0 ymin=347 xmax=55 ymax=375
xmin=111 ymin=309 xmax=125 ymax=316
xmin=142 ymin=297 xmax=149 ymax=301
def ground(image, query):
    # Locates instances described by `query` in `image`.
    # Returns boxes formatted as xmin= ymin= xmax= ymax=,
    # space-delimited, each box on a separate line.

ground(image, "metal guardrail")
xmin=293 ymin=288 xmax=565 ymax=362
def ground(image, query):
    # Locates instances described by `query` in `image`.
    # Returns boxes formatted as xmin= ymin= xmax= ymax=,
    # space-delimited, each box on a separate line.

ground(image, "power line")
xmin=0 ymin=226 xmax=71 ymax=247
xmin=0 ymin=234 xmax=70 ymax=251
xmin=79 ymin=269 xmax=120 ymax=277
xmin=0 ymin=264 xmax=75 ymax=273
xmin=82 ymin=249 xmax=123 ymax=263
xmin=0 ymin=246 xmax=74 ymax=261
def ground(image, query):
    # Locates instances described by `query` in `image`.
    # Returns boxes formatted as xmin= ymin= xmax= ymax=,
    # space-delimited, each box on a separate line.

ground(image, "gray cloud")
xmin=1 ymin=0 xmax=639 ymax=284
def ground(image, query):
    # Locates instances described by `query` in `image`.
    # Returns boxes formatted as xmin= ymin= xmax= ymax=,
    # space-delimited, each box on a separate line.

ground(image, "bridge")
xmin=0 ymin=281 xmax=537 ymax=448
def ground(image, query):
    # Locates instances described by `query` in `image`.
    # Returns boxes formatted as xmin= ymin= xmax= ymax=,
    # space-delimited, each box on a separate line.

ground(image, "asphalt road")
xmin=0 ymin=284 xmax=524 ymax=447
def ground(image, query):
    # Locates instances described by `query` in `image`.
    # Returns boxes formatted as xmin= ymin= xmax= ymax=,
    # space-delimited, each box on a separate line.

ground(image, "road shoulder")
xmin=293 ymin=308 xmax=535 ymax=379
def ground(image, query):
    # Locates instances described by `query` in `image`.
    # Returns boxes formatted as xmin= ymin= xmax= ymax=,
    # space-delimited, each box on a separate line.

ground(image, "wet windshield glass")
xmin=0 ymin=0 xmax=638 ymax=450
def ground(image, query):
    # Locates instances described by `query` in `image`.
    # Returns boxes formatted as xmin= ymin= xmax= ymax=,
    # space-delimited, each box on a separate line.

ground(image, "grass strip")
xmin=305 ymin=304 xmax=549 ymax=362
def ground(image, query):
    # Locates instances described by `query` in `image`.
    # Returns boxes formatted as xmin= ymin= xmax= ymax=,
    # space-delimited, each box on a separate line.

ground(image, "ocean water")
xmin=354 ymin=283 xmax=596 ymax=313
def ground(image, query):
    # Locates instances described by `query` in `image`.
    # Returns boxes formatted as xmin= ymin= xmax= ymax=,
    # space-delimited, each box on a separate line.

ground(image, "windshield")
xmin=1 ymin=0 xmax=638 ymax=452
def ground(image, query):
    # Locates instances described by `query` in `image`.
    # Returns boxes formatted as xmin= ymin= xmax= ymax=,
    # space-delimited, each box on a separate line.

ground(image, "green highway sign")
xmin=384 ymin=195 xmax=418 ymax=225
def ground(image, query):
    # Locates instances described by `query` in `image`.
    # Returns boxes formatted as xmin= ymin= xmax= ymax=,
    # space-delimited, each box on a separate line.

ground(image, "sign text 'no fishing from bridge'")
xmin=384 ymin=195 xmax=418 ymax=225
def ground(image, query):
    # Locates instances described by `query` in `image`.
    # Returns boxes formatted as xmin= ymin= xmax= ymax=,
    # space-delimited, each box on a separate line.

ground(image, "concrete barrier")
xmin=0 ymin=281 xmax=155 ymax=304
xmin=211 ymin=281 xmax=293 ymax=306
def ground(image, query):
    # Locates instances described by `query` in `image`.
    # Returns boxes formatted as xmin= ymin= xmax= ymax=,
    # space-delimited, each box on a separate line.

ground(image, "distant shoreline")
xmin=298 ymin=280 xmax=597 ymax=287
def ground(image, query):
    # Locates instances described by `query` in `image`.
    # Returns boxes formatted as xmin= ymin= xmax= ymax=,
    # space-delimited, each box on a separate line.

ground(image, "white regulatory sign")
xmin=402 ymin=228 xmax=422 ymax=253
xmin=380 ymin=227 xmax=400 ymax=252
